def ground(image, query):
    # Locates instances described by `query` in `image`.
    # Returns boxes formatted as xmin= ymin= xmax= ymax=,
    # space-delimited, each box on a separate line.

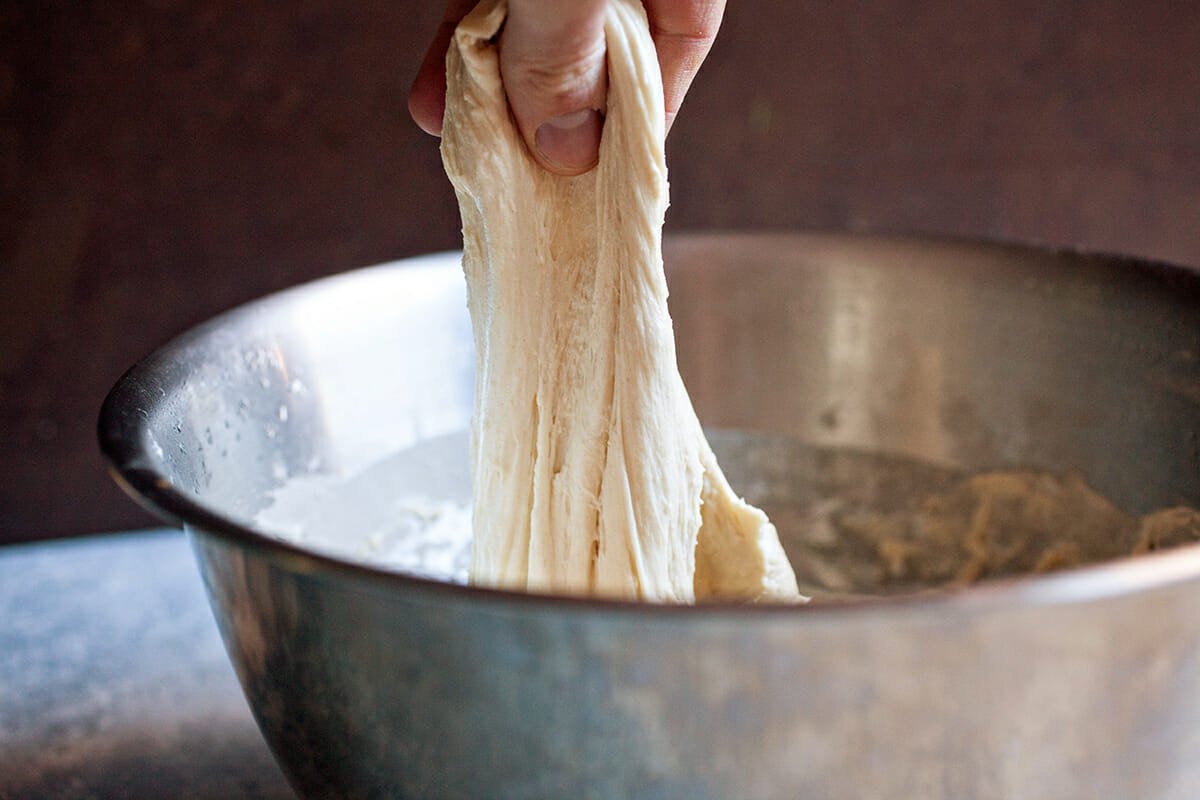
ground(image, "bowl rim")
xmin=98 ymin=231 xmax=1200 ymax=620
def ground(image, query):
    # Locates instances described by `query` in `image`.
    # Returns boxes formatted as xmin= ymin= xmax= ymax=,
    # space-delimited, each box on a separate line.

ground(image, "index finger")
xmin=409 ymin=0 xmax=481 ymax=136
xmin=642 ymin=0 xmax=727 ymax=133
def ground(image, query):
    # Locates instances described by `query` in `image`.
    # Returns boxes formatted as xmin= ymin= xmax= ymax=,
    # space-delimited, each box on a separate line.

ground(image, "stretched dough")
xmin=441 ymin=0 xmax=800 ymax=603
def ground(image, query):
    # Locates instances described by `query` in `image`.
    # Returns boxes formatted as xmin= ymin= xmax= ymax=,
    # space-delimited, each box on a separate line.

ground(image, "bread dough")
xmin=441 ymin=0 xmax=800 ymax=602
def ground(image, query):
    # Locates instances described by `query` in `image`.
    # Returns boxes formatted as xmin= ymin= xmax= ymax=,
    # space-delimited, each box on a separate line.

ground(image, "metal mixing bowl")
xmin=100 ymin=233 xmax=1200 ymax=799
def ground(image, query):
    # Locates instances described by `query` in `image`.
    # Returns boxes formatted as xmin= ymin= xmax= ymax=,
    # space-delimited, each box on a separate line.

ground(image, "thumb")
xmin=501 ymin=0 xmax=609 ymax=175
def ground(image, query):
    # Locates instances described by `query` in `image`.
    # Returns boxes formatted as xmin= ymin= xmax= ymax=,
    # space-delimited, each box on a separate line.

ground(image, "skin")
xmin=409 ymin=0 xmax=727 ymax=176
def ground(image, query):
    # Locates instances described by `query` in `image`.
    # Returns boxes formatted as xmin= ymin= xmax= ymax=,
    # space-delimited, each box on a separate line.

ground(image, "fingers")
xmin=501 ymin=0 xmax=609 ymax=175
xmin=643 ymin=0 xmax=726 ymax=133
xmin=410 ymin=0 xmax=727 ymax=168
xmin=408 ymin=0 xmax=478 ymax=136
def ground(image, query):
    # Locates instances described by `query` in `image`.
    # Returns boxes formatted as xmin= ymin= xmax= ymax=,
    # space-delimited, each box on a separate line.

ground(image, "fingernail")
xmin=535 ymin=109 xmax=603 ymax=172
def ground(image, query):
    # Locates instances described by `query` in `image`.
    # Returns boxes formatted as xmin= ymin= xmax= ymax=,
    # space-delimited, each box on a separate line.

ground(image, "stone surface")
xmin=0 ymin=529 xmax=294 ymax=799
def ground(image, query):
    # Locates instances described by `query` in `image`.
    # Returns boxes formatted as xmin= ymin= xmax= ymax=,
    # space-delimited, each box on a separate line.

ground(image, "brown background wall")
xmin=2 ymin=1 xmax=1198 ymax=543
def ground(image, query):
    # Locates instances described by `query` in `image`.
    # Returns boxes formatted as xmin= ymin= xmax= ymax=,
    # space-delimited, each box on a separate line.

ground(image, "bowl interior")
xmin=100 ymin=233 xmax=1200 ymax=593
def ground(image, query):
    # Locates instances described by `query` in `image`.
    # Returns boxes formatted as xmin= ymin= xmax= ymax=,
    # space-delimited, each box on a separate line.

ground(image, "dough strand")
xmin=441 ymin=0 xmax=801 ymax=603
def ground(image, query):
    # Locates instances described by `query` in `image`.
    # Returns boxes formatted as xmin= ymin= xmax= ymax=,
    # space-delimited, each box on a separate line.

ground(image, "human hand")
xmin=409 ymin=0 xmax=726 ymax=176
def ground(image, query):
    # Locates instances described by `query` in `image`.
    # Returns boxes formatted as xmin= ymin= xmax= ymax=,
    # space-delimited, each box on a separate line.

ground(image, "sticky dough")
xmin=441 ymin=0 xmax=800 ymax=603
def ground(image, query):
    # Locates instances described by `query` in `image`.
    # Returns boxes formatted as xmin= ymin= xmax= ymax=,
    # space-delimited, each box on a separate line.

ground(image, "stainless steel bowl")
xmin=100 ymin=233 xmax=1200 ymax=799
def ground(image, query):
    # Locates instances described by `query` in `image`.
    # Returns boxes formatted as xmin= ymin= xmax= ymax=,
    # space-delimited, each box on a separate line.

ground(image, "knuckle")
xmin=647 ymin=0 xmax=725 ymax=47
xmin=509 ymin=38 xmax=606 ymax=105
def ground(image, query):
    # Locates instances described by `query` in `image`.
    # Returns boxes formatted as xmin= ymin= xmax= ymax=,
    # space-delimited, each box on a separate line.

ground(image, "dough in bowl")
xmin=441 ymin=0 xmax=800 ymax=603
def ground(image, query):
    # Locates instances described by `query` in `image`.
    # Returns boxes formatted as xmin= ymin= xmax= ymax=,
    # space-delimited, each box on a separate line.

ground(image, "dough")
xmin=441 ymin=0 xmax=800 ymax=602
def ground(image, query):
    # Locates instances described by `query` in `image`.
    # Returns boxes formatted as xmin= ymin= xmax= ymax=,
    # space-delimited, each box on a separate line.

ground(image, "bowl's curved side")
xmin=100 ymin=232 xmax=1200 ymax=797
xmin=192 ymin=526 xmax=1200 ymax=799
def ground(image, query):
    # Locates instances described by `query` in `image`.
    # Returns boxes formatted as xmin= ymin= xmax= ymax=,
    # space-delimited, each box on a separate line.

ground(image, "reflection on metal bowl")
xmin=101 ymin=233 xmax=1200 ymax=799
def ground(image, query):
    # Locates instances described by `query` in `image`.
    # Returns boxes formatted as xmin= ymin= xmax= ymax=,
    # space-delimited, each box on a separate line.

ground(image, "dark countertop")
xmin=0 ymin=530 xmax=295 ymax=799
